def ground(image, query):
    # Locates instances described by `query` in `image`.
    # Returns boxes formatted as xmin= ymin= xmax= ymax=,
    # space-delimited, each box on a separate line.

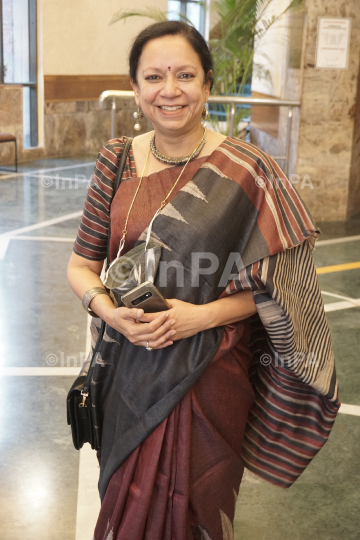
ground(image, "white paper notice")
xmin=315 ymin=18 xmax=351 ymax=69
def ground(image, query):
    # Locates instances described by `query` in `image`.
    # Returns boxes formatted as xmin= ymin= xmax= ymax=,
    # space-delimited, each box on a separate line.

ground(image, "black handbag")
xmin=66 ymin=137 xmax=133 ymax=451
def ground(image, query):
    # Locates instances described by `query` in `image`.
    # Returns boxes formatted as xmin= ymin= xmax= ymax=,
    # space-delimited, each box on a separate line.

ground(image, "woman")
xmin=67 ymin=21 xmax=339 ymax=540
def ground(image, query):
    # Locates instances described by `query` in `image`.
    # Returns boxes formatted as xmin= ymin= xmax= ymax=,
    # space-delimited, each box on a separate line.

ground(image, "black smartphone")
xmin=121 ymin=281 xmax=170 ymax=313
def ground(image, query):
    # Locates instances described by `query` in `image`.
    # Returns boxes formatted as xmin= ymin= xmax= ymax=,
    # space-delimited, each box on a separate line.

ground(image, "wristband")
xmin=82 ymin=287 xmax=109 ymax=317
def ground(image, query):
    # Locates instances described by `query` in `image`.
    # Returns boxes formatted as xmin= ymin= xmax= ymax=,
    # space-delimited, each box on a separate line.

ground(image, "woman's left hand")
xmin=139 ymin=298 xmax=206 ymax=341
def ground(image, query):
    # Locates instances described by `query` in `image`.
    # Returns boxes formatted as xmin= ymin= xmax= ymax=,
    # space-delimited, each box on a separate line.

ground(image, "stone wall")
xmin=0 ymin=86 xmax=36 ymax=167
xmin=348 ymin=45 xmax=360 ymax=217
xmin=0 ymin=85 xmax=151 ymax=166
xmin=44 ymin=98 xmax=152 ymax=157
xmin=296 ymin=0 xmax=360 ymax=221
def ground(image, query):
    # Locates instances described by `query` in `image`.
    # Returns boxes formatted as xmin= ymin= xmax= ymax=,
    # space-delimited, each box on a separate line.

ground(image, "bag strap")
xmin=82 ymin=137 xmax=134 ymax=394
xmin=82 ymin=318 xmax=105 ymax=396
xmin=113 ymin=137 xmax=133 ymax=196
xmin=107 ymin=137 xmax=133 ymax=267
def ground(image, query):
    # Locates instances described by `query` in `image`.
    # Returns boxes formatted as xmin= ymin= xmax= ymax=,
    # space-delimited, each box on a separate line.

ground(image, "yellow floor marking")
xmin=316 ymin=261 xmax=360 ymax=274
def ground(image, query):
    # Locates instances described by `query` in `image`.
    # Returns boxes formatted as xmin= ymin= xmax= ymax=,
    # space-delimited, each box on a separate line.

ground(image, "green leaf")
xmin=109 ymin=7 xmax=168 ymax=25
xmin=110 ymin=7 xmax=194 ymax=27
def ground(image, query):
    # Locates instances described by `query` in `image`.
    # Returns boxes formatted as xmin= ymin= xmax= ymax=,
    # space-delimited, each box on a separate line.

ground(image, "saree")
xmin=73 ymin=136 xmax=339 ymax=538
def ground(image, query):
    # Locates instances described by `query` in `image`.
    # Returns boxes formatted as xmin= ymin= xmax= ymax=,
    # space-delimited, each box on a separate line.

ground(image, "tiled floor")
xmin=0 ymin=158 xmax=359 ymax=540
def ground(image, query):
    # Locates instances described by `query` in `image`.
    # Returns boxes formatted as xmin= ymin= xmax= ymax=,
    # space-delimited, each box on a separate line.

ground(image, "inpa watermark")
xmin=255 ymin=174 xmax=314 ymax=190
xmin=260 ymin=351 xmax=320 ymax=368
xmin=40 ymin=173 xmax=101 ymax=190
xmin=107 ymin=251 xmax=245 ymax=289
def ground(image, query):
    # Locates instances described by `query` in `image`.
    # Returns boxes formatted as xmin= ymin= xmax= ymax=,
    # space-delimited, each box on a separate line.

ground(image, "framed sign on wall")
xmin=315 ymin=18 xmax=351 ymax=70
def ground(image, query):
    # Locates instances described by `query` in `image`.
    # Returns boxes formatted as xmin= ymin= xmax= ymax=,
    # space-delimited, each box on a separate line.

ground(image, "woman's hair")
xmin=129 ymin=21 xmax=214 ymax=89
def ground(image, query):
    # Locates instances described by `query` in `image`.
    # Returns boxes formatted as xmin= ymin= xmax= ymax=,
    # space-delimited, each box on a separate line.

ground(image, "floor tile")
xmin=0 ymin=376 xmax=80 ymax=540
xmin=0 ymin=168 xmax=94 ymax=234
xmin=0 ymin=240 xmax=88 ymax=369
xmin=0 ymin=155 xmax=96 ymax=176
xmin=17 ymin=219 xmax=81 ymax=238
xmin=313 ymin=240 xmax=360 ymax=268
xmin=235 ymin=414 xmax=360 ymax=540
xmin=318 ymin=270 xmax=360 ymax=301
xmin=326 ymin=308 xmax=360 ymax=406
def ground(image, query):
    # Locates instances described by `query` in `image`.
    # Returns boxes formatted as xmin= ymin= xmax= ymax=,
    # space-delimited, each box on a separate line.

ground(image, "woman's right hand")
xmin=109 ymin=307 xmax=176 ymax=349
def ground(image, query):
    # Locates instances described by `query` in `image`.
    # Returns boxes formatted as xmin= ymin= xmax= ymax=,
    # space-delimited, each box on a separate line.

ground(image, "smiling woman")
xmin=129 ymin=33 xmax=213 ymax=173
xmin=66 ymin=20 xmax=339 ymax=540
xmin=127 ymin=24 xmax=217 ymax=176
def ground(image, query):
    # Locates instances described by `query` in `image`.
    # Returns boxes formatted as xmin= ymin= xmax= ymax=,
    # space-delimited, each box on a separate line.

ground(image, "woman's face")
xmin=131 ymin=35 xmax=211 ymax=136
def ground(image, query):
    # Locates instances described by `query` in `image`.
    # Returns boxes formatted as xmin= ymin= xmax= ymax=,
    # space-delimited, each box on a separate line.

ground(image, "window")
xmin=0 ymin=0 xmax=38 ymax=148
xmin=168 ymin=0 xmax=205 ymax=36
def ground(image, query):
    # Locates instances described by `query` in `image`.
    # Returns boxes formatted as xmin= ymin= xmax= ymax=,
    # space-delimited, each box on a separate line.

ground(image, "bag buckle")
xmin=79 ymin=390 xmax=89 ymax=408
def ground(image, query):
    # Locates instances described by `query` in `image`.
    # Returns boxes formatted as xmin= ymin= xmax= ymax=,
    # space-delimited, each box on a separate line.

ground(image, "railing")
xmin=99 ymin=90 xmax=301 ymax=175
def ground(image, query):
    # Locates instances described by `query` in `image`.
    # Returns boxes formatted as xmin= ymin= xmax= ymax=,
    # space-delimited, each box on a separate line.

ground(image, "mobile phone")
xmin=121 ymin=281 xmax=170 ymax=313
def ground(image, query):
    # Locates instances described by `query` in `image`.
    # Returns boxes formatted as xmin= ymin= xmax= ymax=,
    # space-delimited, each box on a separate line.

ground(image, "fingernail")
xmin=137 ymin=309 xmax=142 ymax=318
xmin=170 ymin=319 xmax=176 ymax=325
xmin=170 ymin=330 xmax=176 ymax=336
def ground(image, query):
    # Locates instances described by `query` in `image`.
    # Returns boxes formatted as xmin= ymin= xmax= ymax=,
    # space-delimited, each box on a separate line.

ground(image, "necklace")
xmin=150 ymin=127 xmax=206 ymax=165
xmin=113 ymin=131 xmax=206 ymax=260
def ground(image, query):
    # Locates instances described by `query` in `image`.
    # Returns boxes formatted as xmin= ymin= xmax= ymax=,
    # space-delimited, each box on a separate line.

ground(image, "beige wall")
xmin=42 ymin=0 xmax=168 ymax=76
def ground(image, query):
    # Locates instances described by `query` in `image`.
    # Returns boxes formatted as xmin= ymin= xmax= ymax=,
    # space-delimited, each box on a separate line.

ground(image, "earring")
xmin=133 ymin=107 xmax=144 ymax=131
xmin=202 ymin=105 xmax=209 ymax=120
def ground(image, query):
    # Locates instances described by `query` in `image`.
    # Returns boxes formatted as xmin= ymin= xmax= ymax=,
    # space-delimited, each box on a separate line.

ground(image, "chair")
xmin=0 ymin=133 xmax=18 ymax=172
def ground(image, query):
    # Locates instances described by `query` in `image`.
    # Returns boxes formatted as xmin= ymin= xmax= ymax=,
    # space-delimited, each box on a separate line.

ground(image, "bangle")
xmin=82 ymin=287 xmax=109 ymax=317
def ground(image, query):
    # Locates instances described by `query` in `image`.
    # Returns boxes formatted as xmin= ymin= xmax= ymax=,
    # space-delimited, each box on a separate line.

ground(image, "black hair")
xmin=129 ymin=21 xmax=213 ymax=89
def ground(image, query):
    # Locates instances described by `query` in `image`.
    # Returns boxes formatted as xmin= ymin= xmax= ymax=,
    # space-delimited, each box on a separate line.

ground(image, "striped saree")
xmin=74 ymin=136 xmax=339 ymax=539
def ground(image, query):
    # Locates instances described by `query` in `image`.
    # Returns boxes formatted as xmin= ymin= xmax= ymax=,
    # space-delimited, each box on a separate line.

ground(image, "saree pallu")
xmin=74 ymin=136 xmax=340 ymax=539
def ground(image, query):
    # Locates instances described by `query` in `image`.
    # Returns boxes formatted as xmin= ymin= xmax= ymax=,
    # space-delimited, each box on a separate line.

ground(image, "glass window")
xmin=1 ymin=0 xmax=38 ymax=148
xmin=168 ymin=0 xmax=181 ymax=21
xmin=168 ymin=0 xmax=205 ymax=36
xmin=3 ymin=0 xmax=30 ymax=83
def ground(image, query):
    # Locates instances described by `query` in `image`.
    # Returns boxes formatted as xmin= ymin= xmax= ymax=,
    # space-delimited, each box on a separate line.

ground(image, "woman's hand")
xmin=139 ymin=299 xmax=206 ymax=341
xmin=110 ymin=306 xmax=176 ymax=349
xmin=139 ymin=291 xmax=257 ymax=342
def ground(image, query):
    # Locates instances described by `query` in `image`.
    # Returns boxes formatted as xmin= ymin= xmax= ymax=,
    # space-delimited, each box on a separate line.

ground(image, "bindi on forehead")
xmin=168 ymin=66 xmax=171 ymax=71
